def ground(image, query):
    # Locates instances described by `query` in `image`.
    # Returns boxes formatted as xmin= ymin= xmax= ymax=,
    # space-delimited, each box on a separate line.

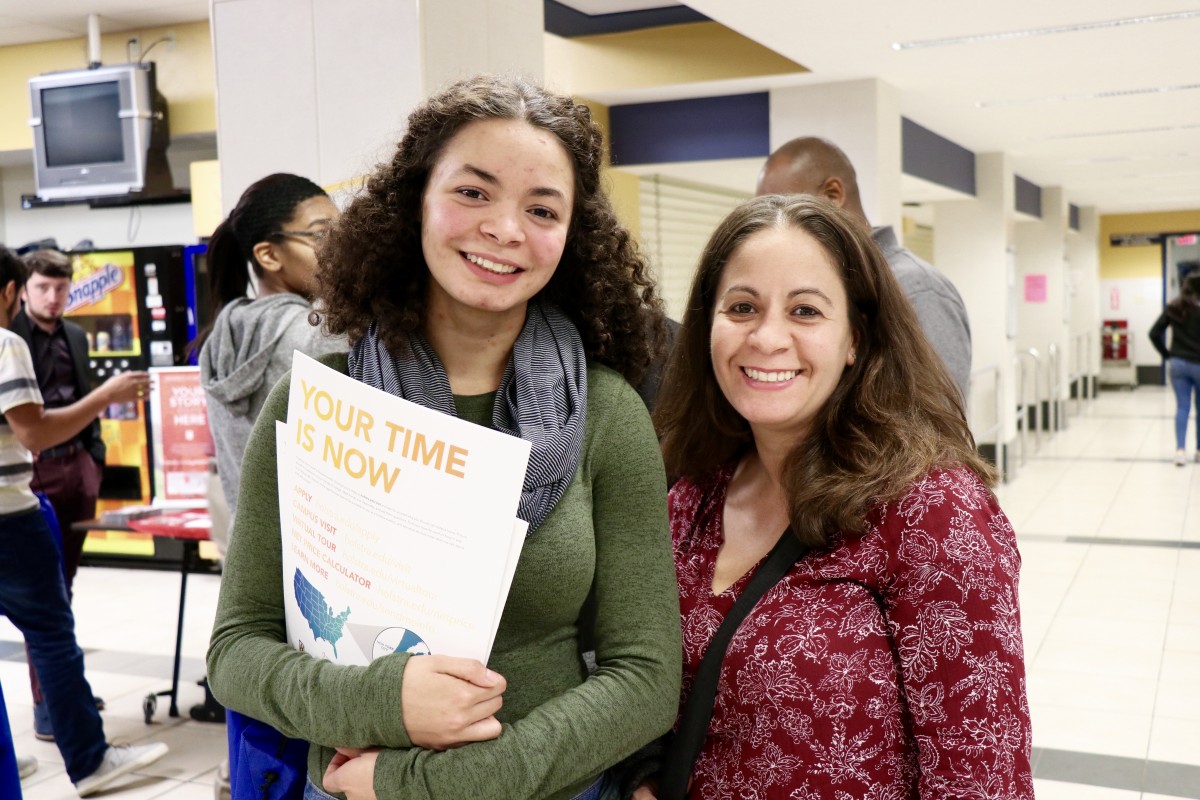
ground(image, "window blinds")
xmin=638 ymin=175 xmax=750 ymax=321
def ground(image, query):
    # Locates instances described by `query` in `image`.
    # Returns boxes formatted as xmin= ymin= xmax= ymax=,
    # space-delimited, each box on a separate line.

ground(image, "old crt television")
xmin=28 ymin=63 xmax=171 ymax=201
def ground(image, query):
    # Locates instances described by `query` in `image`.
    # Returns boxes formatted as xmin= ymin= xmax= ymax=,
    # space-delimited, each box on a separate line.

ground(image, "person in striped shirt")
xmin=0 ymin=245 xmax=170 ymax=797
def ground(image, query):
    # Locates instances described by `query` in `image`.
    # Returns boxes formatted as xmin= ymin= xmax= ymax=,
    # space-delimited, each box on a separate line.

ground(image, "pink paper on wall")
xmin=1024 ymin=274 xmax=1047 ymax=303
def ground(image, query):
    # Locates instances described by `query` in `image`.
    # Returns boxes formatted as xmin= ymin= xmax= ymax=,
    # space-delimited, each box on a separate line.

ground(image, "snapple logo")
xmin=66 ymin=263 xmax=125 ymax=312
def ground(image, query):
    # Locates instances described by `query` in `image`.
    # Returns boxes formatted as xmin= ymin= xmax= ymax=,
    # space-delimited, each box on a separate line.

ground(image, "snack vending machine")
xmin=1100 ymin=319 xmax=1137 ymax=389
xmin=65 ymin=246 xmax=195 ymax=559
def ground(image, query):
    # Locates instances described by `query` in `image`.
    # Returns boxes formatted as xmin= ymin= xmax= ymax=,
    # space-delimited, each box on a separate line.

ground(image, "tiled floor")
xmin=999 ymin=386 xmax=1200 ymax=800
xmin=4 ymin=385 xmax=1200 ymax=798
xmin=2 ymin=567 xmax=224 ymax=798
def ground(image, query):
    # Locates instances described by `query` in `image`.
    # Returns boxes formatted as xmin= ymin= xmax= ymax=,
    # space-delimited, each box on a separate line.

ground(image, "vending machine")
xmin=182 ymin=243 xmax=209 ymax=361
xmin=65 ymin=245 xmax=195 ymax=560
xmin=1099 ymin=319 xmax=1137 ymax=389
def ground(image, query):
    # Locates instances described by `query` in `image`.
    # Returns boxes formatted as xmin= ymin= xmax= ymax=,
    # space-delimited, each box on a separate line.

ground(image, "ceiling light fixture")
xmin=977 ymin=83 xmax=1200 ymax=109
xmin=893 ymin=10 xmax=1200 ymax=50
xmin=1029 ymin=123 xmax=1199 ymax=143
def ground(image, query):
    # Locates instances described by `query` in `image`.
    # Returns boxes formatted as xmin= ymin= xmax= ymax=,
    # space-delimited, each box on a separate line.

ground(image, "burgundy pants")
xmin=27 ymin=447 xmax=101 ymax=704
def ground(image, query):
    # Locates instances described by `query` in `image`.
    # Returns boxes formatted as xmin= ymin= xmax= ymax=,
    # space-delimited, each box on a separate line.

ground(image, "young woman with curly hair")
xmin=207 ymin=75 xmax=681 ymax=800
xmin=637 ymin=195 xmax=1032 ymax=799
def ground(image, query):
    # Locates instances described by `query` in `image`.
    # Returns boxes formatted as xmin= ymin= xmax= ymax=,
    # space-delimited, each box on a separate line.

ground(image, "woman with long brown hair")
xmin=636 ymin=195 xmax=1032 ymax=799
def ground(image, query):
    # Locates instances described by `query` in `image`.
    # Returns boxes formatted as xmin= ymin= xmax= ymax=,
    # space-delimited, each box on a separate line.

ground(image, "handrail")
xmin=1067 ymin=330 xmax=1093 ymax=414
xmin=968 ymin=363 xmax=1006 ymax=480
xmin=1015 ymin=350 xmax=1042 ymax=461
xmin=1047 ymin=343 xmax=1062 ymax=431
xmin=1011 ymin=356 xmax=1027 ymax=468
xmin=1083 ymin=329 xmax=1092 ymax=403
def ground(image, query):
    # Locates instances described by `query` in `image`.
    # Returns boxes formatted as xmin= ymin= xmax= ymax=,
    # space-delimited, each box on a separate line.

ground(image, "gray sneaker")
xmin=17 ymin=754 xmax=38 ymax=780
xmin=75 ymin=742 xmax=169 ymax=797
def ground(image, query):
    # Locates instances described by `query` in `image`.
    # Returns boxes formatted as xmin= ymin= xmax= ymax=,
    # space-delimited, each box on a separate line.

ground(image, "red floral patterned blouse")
xmin=671 ymin=465 xmax=1033 ymax=800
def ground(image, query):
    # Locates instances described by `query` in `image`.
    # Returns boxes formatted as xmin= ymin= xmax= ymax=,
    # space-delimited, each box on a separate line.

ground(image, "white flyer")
xmin=277 ymin=353 xmax=530 ymax=666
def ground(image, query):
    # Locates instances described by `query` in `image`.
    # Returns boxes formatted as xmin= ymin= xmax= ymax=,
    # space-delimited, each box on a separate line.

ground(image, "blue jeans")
xmin=572 ymin=772 xmax=617 ymax=800
xmin=1169 ymin=357 xmax=1200 ymax=449
xmin=0 ymin=507 xmax=106 ymax=782
xmin=303 ymin=778 xmax=336 ymax=800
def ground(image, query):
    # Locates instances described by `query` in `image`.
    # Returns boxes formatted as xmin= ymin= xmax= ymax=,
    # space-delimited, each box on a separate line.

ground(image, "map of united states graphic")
xmin=294 ymin=569 xmax=351 ymax=656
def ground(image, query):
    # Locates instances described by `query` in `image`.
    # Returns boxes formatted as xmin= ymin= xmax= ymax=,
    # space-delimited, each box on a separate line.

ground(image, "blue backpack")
xmin=227 ymin=710 xmax=309 ymax=800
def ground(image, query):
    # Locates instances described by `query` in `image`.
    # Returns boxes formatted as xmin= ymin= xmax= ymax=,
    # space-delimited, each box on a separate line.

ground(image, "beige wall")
xmin=0 ymin=20 xmax=215 ymax=151
xmin=576 ymin=96 xmax=640 ymax=237
xmin=1100 ymin=210 xmax=1200 ymax=280
xmin=544 ymin=22 xmax=805 ymax=96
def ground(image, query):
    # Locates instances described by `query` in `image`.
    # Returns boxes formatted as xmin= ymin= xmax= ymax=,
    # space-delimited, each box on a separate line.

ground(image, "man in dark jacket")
xmin=12 ymin=250 xmax=106 ymax=579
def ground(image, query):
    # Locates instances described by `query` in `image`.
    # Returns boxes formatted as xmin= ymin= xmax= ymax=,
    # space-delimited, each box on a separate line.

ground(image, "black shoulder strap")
xmin=657 ymin=528 xmax=806 ymax=800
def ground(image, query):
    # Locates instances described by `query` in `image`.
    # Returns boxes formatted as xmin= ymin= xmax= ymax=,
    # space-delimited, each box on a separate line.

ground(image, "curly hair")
xmin=317 ymin=74 xmax=664 ymax=384
xmin=655 ymin=195 xmax=996 ymax=547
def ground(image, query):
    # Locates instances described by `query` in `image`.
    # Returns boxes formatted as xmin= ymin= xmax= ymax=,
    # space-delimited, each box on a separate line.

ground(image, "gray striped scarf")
xmin=347 ymin=302 xmax=586 ymax=533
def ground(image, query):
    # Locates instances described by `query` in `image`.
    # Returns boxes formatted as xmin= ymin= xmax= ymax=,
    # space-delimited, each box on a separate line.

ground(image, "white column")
xmin=933 ymin=153 xmax=1016 ymax=475
xmin=211 ymin=0 xmax=544 ymax=212
xmin=768 ymin=79 xmax=902 ymax=230
xmin=1067 ymin=206 xmax=1101 ymax=394
xmin=421 ymin=0 xmax=544 ymax=95
xmin=1015 ymin=186 xmax=1069 ymax=425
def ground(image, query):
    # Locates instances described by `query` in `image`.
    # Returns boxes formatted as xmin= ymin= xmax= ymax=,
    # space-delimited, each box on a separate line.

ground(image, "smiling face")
xmin=420 ymin=118 xmax=575 ymax=329
xmin=710 ymin=224 xmax=858 ymax=446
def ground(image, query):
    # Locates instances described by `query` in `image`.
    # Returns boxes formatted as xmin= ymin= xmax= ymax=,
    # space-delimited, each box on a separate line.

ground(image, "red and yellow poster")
xmin=148 ymin=367 xmax=212 ymax=506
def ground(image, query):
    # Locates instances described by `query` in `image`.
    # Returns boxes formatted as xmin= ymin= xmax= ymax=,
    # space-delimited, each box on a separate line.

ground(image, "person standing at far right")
xmin=1150 ymin=272 xmax=1200 ymax=466
xmin=757 ymin=136 xmax=972 ymax=399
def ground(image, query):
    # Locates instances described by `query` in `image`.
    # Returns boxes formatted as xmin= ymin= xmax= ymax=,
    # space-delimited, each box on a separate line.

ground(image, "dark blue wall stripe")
xmin=544 ymin=1 xmax=709 ymax=37
xmin=1015 ymin=175 xmax=1043 ymax=218
xmin=1069 ymin=203 xmax=1081 ymax=231
xmin=901 ymin=118 xmax=975 ymax=196
xmin=609 ymin=93 xmax=770 ymax=166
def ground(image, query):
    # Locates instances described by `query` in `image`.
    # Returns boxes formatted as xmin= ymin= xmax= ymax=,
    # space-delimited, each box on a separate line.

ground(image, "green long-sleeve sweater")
xmin=206 ymin=353 xmax=681 ymax=800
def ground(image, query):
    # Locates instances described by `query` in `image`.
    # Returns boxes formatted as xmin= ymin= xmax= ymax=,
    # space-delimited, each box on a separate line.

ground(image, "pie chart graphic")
xmin=372 ymin=626 xmax=431 ymax=659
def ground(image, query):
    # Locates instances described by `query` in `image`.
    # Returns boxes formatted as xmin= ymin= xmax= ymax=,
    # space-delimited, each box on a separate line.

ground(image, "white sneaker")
xmin=17 ymin=754 xmax=38 ymax=780
xmin=75 ymin=742 xmax=169 ymax=797
xmin=1176 ymin=449 xmax=1187 ymax=466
